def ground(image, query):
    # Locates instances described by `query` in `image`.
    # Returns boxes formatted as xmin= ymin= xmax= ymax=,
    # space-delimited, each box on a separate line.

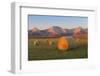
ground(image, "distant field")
xmin=28 ymin=36 xmax=88 ymax=60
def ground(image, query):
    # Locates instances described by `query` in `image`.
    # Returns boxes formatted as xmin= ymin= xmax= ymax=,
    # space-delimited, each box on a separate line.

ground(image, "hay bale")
xmin=67 ymin=37 xmax=78 ymax=49
xmin=57 ymin=36 xmax=78 ymax=52
xmin=57 ymin=36 xmax=69 ymax=51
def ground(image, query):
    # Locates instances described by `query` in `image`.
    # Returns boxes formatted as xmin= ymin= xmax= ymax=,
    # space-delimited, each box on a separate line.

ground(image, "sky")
xmin=28 ymin=15 xmax=88 ymax=30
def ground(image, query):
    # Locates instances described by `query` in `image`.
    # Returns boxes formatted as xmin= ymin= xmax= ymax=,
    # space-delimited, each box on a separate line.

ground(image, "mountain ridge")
xmin=28 ymin=26 xmax=88 ymax=37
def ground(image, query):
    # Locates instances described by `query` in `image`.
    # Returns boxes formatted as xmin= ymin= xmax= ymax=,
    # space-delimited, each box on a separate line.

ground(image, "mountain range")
xmin=28 ymin=26 xmax=88 ymax=37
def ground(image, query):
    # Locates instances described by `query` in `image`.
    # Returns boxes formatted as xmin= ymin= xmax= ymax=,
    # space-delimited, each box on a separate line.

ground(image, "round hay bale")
xmin=57 ymin=36 xmax=78 ymax=52
xmin=67 ymin=37 xmax=78 ymax=49
xmin=57 ymin=36 xmax=69 ymax=51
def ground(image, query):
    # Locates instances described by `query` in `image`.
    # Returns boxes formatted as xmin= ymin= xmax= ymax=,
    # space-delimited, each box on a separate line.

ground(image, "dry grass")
xmin=28 ymin=36 xmax=88 ymax=60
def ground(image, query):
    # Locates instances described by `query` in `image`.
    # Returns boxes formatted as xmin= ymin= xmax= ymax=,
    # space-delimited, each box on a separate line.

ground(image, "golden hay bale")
xmin=57 ymin=36 xmax=78 ymax=52
xmin=47 ymin=39 xmax=53 ymax=46
xmin=57 ymin=36 xmax=69 ymax=51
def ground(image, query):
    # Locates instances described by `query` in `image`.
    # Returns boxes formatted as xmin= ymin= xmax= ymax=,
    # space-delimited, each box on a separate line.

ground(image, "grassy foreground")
xmin=28 ymin=37 xmax=88 ymax=60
